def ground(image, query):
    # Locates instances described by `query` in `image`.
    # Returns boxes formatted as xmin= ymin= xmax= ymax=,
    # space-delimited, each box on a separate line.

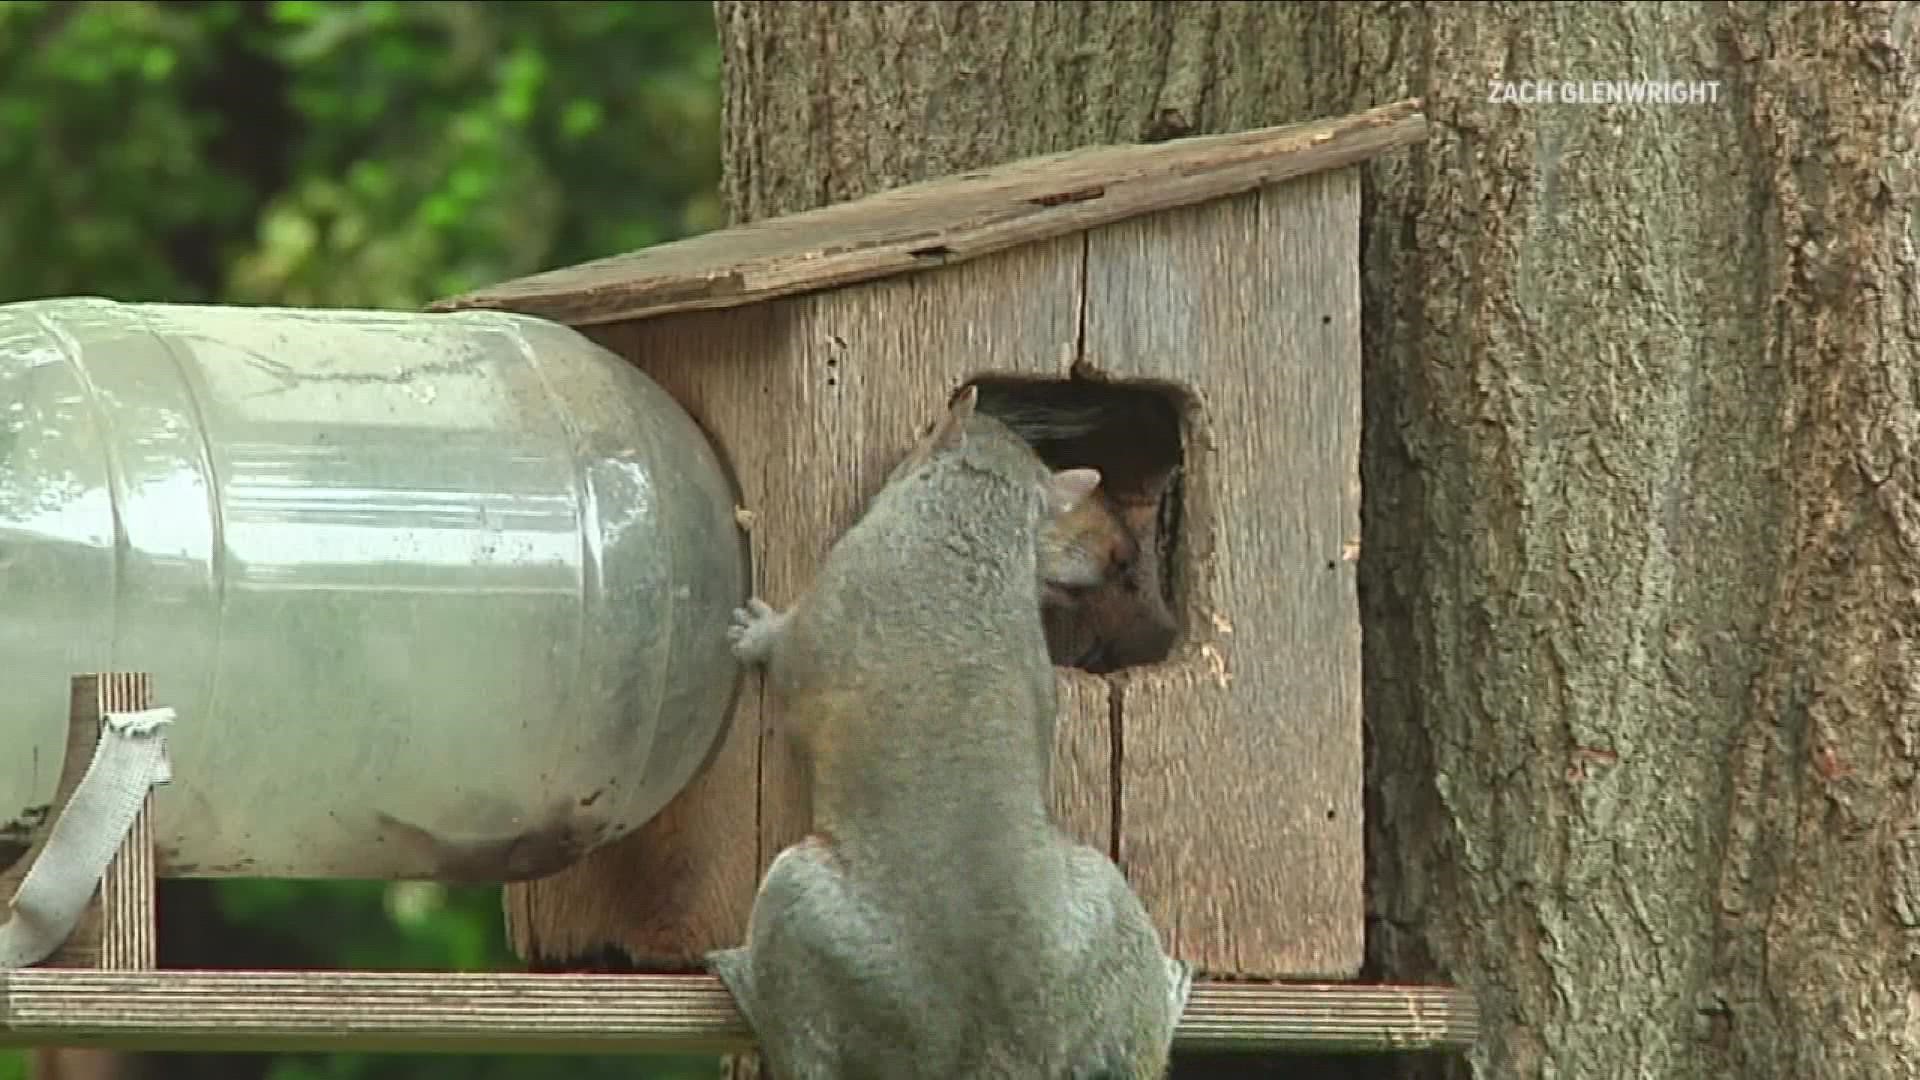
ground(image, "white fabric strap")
xmin=0 ymin=707 xmax=174 ymax=969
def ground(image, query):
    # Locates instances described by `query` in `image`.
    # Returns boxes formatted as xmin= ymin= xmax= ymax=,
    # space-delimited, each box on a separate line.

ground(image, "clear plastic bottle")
xmin=0 ymin=298 xmax=746 ymax=881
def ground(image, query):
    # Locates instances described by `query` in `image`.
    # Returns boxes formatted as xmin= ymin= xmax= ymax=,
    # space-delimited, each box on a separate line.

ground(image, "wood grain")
xmin=94 ymin=674 xmax=157 ymax=972
xmin=430 ymin=102 xmax=1426 ymax=328
xmin=504 ymin=239 xmax=1104 ymax=969
xmin=1086 ymin=170 xmax=1366 ymax=977
xmin=1053 ymin=673 xmax=1114 ymax=856
xmin=0 ymin=969 xmax=1479 ymax=1055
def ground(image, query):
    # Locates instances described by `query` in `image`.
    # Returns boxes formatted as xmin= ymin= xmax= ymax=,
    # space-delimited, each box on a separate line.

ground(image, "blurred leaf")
xmin=0 ymin=0 xmax=720 ymax=307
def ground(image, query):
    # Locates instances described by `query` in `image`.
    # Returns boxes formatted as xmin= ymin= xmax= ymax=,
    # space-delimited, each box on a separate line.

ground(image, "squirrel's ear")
xmin=1045 ymin=468 xmax=1102 ymax=516
xmin=927 ymin=385 xmax=978 ymax=452
xmin=947 ymin=384 xmax=979 ymax=424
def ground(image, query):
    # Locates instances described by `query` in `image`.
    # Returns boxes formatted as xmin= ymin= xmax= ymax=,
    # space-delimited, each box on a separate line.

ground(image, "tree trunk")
xmin=715 ymin=2 xmax=1920 ymax=1077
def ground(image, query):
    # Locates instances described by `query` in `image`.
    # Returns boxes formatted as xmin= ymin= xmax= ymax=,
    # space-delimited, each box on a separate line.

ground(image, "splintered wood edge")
xmin=429 ymin=99 xmax=1428 ymax=328
xmin=0 ymin=971 xmax=1477 ymax=1055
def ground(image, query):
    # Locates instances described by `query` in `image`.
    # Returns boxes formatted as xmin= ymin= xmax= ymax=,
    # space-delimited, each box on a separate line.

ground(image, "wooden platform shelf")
xmin=4 ymin=675 xmax=1476 ymax=1057
xmin=0 ymin=970 xmax=1478 ymax=1056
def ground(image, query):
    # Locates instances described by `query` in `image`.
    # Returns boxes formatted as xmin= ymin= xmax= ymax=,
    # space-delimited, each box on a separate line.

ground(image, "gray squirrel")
xmin=710 ymin=386 xmax=1191 ymax=1078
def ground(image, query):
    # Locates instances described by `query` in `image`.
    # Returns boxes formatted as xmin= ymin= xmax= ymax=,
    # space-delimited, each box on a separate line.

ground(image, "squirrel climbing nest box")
xmin=433 ymin=100 xmax=1422 ymax=984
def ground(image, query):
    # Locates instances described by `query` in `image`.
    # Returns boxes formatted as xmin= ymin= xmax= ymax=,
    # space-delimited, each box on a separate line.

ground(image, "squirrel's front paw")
xmin=728 ymin=597 xmax=787 ymax=666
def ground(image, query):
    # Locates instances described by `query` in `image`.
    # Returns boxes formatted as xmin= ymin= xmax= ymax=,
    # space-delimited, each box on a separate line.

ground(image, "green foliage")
xmin=155 ymin=879 xmax=717 ymax=1079
xmin=2 ymin=2 xmax=723 ymax=1077
xmin=209 ymin=879 xmax=511 ymax=974
xmin=0 ymin=0 xmax=720 ymax=309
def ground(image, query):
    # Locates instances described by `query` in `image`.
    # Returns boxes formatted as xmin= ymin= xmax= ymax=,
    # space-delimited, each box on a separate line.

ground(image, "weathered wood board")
xmin=501 ymin=237 xmax=1117 ymax=968
xmin=94 ymin=673 xmax=158 ymax=974
xmin=1086 ymin=170 xmax=1366 ymax=977
xmin=433 ymin=100 xmax=1424 ymax=328
xmin=500 ymin=173 xmax=1364 ymax=978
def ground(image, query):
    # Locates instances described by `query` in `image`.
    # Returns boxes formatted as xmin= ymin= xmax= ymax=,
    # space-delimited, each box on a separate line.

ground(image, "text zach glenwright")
xmin=1488 ymin=79 xmax=1723 ymax=106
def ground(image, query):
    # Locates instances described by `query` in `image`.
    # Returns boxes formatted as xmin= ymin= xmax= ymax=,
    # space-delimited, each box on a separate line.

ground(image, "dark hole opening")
xmin=967 ymin=377 xmax=1185 ymax=674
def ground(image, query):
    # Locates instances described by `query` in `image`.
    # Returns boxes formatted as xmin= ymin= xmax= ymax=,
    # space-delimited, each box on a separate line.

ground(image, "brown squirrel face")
xmin=1038 ymin=469 xmax=1179 ymax=673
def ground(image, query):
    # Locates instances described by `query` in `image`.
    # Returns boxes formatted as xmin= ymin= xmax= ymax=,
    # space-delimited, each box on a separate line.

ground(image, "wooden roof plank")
xmin=431 ymin=99 xmax=1428 ymax=327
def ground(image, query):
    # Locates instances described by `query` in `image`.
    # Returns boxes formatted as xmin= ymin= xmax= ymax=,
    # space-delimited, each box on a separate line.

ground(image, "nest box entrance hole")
xmin=965 ymin=376 xmax=1186 ymax=676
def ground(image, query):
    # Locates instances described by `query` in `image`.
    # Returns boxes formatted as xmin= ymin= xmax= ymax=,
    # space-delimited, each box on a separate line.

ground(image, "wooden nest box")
xmin=436 ymin=100 xmax=1428 ymax=986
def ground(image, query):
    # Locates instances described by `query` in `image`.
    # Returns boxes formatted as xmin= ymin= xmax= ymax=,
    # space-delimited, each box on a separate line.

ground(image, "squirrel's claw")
xmin=729 ymin=597 xmax=786 ymax=667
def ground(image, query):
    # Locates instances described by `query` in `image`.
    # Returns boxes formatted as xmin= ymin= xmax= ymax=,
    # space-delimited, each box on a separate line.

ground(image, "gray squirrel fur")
xmin=709 ymin=386 xmax=1191 ymax=1079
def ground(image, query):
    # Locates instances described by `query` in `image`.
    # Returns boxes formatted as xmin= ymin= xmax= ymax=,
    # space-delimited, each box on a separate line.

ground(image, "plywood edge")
xmin=429 ymin=100 xmax=1427 ymax=328
xmin=94 ymin=673 xmax=158 ymax=972
xmin=0 ymin=970 xmax=1479 ymax=1056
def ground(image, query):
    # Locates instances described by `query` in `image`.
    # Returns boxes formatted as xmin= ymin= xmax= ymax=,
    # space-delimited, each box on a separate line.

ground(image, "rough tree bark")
xmin=717 ymin=2 xmax=1920 ymax=1078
